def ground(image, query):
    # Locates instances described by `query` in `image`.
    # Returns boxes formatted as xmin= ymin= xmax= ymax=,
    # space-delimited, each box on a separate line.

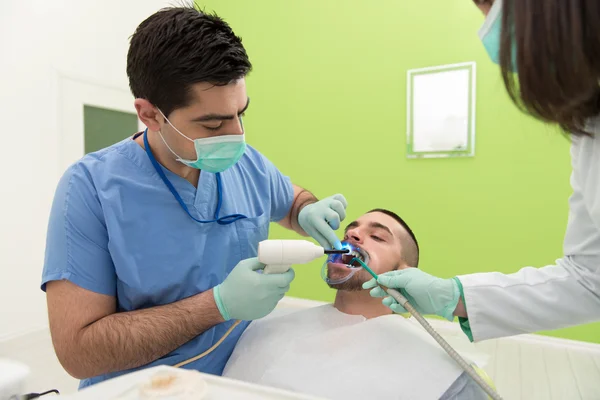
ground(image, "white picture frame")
xmin=406 ymin=62 xmax=476 ymax=159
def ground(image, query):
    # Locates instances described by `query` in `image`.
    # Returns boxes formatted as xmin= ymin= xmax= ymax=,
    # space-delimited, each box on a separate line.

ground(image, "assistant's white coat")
xmin=460 ymin=118 xmax=600 ymax=341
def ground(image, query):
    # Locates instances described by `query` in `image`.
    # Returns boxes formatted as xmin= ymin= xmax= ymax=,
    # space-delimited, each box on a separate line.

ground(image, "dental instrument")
xmin=350 ymin=257 xmax=503 ymax=400
xmin=258 ymin=239 xmax=349 ymax=274
xmin=174 ymin=240 xmax=348 ymax=368
xmin=321 ymin=241 xmax=366 ymax=285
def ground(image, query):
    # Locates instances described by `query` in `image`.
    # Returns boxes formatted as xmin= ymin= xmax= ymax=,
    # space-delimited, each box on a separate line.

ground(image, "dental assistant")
xmin=366 ymin=0 xmax=600 ymax=342
xmin=41 ymin=5 xmax=347 ymax=388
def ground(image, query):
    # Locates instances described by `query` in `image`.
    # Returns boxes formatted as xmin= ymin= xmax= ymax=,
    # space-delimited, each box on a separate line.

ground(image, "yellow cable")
xmin=173 ymin=319 xmax=242 ymax=368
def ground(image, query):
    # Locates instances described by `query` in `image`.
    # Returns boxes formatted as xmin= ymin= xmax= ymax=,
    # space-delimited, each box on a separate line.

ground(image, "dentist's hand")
xmin=362 ymin=268 xmax=460 ymax=321
xmin=214 ymin=257 xmax=295 ymax=321
xmin=298 ymin=194 xmax=348 ymax=250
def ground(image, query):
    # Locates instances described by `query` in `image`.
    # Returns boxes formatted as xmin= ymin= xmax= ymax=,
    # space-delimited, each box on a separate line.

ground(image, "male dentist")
xmin=41 ymin=4 xmax=347 ymax=388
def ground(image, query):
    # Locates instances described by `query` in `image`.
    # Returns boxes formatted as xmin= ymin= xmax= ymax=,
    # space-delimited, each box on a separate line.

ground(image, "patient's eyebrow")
xmin=368 ymin=222 xmax=394 ymax=237
xmin=344 ymin=221 xmax=393 ymax=237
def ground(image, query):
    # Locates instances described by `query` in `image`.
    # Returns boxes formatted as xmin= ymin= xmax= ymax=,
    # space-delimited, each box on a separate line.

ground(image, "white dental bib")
xmin=223 ymin=305 xmax=471 ymax=400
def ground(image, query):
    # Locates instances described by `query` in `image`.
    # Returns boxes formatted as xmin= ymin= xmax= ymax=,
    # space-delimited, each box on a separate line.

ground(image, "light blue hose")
xmin=351 ymin=258 xmax=503 ymax=400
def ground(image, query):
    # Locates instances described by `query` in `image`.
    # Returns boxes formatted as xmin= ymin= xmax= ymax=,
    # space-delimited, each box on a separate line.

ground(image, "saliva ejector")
xmin=347 ymin=255 xmax=503 ymax=400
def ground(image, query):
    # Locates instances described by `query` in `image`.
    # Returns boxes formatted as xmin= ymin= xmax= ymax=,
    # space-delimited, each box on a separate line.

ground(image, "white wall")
xmin=0 ymin=0 xmax=171 ymax=341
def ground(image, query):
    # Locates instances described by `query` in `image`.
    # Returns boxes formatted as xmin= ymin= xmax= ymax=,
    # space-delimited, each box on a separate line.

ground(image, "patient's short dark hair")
xmin=368 ymin=209 xmax=419 ymax=268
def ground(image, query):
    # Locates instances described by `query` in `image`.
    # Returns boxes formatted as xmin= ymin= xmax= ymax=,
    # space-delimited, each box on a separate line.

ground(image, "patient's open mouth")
xmin=323 ymin=243 xmax=368 ymax=284
xmin=340 ymin=248 xmax=368 ymax=268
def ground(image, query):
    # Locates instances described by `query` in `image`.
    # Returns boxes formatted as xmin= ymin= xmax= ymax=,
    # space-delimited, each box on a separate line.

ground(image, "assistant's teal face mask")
xmin=158 ymin=109 xmax=246 ymax=173
xmin=478 ymin=0 xmax=517 ymax=72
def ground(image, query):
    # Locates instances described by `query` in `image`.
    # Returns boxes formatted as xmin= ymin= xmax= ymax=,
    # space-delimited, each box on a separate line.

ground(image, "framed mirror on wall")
xmin=406 ymin=62 xmax=476 ymax=159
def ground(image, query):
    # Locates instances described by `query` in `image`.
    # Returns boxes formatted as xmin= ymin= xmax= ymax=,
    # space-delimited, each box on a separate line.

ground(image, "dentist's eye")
xmin=204 ymin=124 xmax=222 ymax=131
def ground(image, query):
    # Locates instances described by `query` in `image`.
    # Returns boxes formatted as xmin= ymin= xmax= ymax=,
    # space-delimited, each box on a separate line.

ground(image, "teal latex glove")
xmin=298 ymin=194 xmax=348 ymax=250
xmin=362 ymin=268 xmax=460 ymax=321
xmin=213 ymin=257 xmax=295 ymax=321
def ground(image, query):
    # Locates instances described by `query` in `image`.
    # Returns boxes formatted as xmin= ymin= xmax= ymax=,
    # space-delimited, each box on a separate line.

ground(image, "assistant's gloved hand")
xmin=362 ymin=268 xmax=460 ymax=321
xmin=298 ymin=194 xmax=348 ymax=250
xmin=213 ymin=257 xmax=295 ymax=321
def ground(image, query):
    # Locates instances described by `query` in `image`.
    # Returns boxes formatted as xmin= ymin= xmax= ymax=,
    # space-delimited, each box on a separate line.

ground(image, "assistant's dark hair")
xmin=368 ymin=209 xmax=420 ymax=268
xmin=126 ymin=2 xmax=252 ymax=117
xmin=499 ymin=0 xmax=600 ymax=136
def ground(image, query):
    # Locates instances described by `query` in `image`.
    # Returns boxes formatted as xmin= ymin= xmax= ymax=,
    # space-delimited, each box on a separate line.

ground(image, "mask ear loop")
xmin=157 ymin=109 xmax=194 ymax=142
xmin=156 ymin=129 xmax=187 ymax=162
xmin=155 ymin=108 xmax=199 ymax=164
xmin=477 ymin=0 xmax=502 ymax=38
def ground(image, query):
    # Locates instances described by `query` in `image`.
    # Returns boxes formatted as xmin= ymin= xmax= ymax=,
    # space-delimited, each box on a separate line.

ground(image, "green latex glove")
xmin=298 ymin=194 xmax=347 ymax=250
xmin=214 ymin=257 xmax=295 ymax=321
xmin=362 ymin=268 xmax=460 ymax=321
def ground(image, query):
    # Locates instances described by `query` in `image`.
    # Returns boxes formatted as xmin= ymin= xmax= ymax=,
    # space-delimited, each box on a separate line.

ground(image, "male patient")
xmin=223 ymin=209 xmax=489 ymax=400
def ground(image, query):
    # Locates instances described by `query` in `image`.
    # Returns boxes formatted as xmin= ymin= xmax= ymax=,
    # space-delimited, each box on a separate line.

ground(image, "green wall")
xmin=84 ymin=105 xmax=138 ymax=153
xmin=199 ymin=0 xmax=600 ymax=343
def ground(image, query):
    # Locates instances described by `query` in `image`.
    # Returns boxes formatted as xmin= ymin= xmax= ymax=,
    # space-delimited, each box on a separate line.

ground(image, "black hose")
xmin=21 ymin=389 xmax=60 ymax=399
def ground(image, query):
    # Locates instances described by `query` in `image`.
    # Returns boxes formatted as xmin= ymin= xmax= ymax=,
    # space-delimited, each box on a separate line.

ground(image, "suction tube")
xmin=352 ymin=258 xmax=503 ymax=400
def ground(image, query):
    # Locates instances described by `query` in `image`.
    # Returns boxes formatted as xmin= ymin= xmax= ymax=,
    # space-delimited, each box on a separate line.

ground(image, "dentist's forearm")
xmin=291 ymin=188 xmax=318 ymax=234
xmin=64 ymin=290 xmax=223 ymax=379
xmin=280 ymin=184 xmax=317 ymax=235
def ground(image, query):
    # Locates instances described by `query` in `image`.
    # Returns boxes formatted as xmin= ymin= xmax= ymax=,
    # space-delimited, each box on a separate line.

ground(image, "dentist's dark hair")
xmin=368 ymin=209 xmax=419 ymax=268
xmin=126 ymin=2 xmax=252 ymax=117
xmin=499 ymin=0 xmax=600 ymax=136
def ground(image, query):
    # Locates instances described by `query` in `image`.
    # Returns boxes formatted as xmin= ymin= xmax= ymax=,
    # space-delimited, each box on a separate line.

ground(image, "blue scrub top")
xmin=41 ymin=133 xmax=294 ymax=388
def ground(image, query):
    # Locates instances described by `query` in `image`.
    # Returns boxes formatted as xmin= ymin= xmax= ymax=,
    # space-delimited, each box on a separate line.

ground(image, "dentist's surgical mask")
xmin=157 ymin=109 xmax=246 ymax=173
xmin=478 ymin=0 xmax=517 ymax=72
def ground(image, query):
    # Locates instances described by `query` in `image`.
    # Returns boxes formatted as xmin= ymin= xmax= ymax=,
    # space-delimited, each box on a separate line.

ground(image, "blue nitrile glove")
xmin=213 ymin=257 xmax=295 ymax=321
xmin=298 ymin=194 xmax=348 ymax=250
xmin=362 ymin=268 xmax=460 ymax=321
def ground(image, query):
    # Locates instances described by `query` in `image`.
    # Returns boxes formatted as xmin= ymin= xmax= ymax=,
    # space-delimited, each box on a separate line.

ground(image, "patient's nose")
xmin=346 ymin=227 xmax=363 ymax=244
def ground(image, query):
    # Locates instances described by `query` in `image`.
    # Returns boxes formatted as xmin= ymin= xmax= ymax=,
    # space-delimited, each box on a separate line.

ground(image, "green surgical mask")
xmin=158 ymin=109 xmax=246 ymax=173
xmin=478 ymin=0 xmax=517 ymax=72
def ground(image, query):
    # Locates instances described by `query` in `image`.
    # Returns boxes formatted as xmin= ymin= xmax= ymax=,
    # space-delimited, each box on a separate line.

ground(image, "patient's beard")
xmin=327 ymin=271 xmax=367 ymax=292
